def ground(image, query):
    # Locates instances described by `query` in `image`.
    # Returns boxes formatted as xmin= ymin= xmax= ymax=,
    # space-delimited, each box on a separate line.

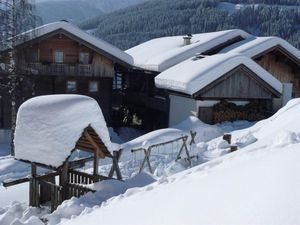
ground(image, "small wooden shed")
xmin=5 ymin=95 xmax=122 ymax=211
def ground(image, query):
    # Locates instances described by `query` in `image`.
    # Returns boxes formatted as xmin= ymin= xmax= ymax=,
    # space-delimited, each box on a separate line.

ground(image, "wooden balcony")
xmin=19 ymin=63 xmax=94 ymax=77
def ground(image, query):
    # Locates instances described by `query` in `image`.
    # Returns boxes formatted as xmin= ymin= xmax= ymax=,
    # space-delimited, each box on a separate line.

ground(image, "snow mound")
xmin=0 ymin=202 xmax=47 ymax=225
xmin=14 ymin=95 xmax=115 ymax=168
xmin=173 ymin=116 xmax=223 ymax=143
xmin=45 ymin=173 xmax=156 ymax=225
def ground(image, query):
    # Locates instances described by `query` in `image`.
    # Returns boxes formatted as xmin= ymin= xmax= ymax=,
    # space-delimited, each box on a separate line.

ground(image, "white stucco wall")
xmin=169 ymin=95 xmax=197 ymax=126
xmin=0 ymin=129 xmax=11 ymax=144
xmin=169 ymin=95 xmax=220 ymax=126
xmin=282 ymin=83 xmax=293 ymax=106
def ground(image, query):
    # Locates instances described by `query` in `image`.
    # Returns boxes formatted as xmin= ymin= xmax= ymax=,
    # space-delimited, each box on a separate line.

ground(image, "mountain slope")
xmin=35 ymin=0 xmax=148 ymax=24
xmin=79 ymin=0 xmax=300 ymax=50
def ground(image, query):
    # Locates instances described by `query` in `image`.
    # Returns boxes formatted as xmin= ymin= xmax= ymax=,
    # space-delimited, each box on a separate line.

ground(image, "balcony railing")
xmin=19 ymin=63 xmax=94 ymax=77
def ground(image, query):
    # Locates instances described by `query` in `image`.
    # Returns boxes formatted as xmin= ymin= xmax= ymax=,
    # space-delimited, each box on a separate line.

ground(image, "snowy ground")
xmin=1 ymin=99 xmax=300 ymax=224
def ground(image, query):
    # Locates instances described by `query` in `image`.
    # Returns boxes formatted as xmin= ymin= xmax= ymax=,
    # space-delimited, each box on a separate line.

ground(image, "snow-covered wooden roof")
xmin=3 ymin=21 xmax=134 ymax=67
xmin=220 ymin=36 xmax=300 ymax=61
xmin=14 ymin=95 xmax=117 ymax=168
xmin=126 ymin=29 xmax=250 ymax=72
xmin=155 ymin=53 xmax=283 ymax=96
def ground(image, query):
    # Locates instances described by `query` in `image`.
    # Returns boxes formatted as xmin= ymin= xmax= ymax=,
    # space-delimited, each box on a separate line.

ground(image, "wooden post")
xmin=230 ymin=145 xmax=238 ymax=152
xmin=189 ymin=131 xmax=197 ymax=145
xmin=139 ymin=148 xmax=153 ymax=174
xmin=223 ymin=134 xmax=232 ymax=144
xmin=93 ymin=149 xmax=100 ymax=182
xmin=108 ymin=150 xmax=123 ymax=180
xmin=29 ymin=163 xmax=39 ymax=207
xmin=59 ymin=161 xmax=69 ymax=201
xmin=176 ymin=137 xmax=192 ymax=167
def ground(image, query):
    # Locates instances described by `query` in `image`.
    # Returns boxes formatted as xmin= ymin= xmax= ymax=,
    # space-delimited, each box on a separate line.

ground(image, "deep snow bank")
xmin=62 ymin=98 xmax=300 ymax=225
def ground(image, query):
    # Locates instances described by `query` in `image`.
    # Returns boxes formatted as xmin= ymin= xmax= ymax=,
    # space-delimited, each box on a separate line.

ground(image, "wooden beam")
xmin=3 ymin=177 xmax=30 ymax=187
xmin=84 ymin=130 xmax=106 ymax=158
xmin=68 ymin=156 xmax=94 ymax=169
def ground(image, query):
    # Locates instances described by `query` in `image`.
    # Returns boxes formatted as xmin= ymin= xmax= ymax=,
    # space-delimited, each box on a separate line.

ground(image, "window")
xmin=66 ymin=80 xmax=77 ymax=92
xmin=89 ymin=81 xmax=98 ymax=92
xmin=79 ymin=52 xmax=89 ymax=65
xmin=54 ymin=51 xmax=64 ymax=63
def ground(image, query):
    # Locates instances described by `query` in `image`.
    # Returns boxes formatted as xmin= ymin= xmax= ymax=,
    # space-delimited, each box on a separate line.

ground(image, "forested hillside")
xmin=79 ymin=0 xmax=300 ymax=50
xmin=35 ymin=0 xmax=148 ymax=24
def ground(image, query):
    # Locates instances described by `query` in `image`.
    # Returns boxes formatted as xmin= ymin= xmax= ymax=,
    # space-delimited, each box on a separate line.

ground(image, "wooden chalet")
xmin=4 ymin=95 xmax=122 ymax=212
xmin=120 ymin=30 xmax=250 ymax=130
xmin=0 ymin=21 xmax=133 ymax=129
xmin=124 ymin=31 xmax=300 ymax=127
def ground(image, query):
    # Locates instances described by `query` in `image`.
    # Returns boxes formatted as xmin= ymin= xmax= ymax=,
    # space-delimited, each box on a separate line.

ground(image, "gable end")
xmin=193 ymin=65 xmax=281 ymax=100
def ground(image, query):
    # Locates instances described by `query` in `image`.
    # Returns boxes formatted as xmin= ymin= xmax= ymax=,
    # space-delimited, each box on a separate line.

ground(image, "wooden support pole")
xmin=139 ymin=148 xmax=153 ymax=174
xmin=108 ymin=150 xmax=123 ymax=180
xmin=93 ymin=149 xmax=99 ymax=182
xmin=176 ymin=137 xmax=192 ymax=167
xmin=59 ymin=161 xmax=69 ymax=201
xmin=190 ymin=131 xmax=197 ymax=145
xmin=29 ymin=163 xmax=39 ymax=207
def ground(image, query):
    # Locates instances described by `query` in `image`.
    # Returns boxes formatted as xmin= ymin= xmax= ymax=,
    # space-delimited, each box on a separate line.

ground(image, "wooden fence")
xmin=29 ymin=170 xmax=102 ymax=212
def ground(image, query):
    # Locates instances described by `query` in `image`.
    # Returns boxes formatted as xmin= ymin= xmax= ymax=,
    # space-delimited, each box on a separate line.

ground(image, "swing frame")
xmin=130 ymin=131 xmax=197 ymax=174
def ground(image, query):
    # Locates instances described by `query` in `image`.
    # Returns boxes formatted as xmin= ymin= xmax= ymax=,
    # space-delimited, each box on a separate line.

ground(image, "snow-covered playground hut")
xmin=9 ymin=95 xmax=122 ymax=211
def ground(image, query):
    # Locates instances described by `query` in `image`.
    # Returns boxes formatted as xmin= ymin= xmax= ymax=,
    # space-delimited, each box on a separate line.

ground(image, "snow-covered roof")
xmin=3 ymin=21 xmax=133 ymax=66
xmin=155 ymin=53 xmax=283 ymax=95
xmin=14 ymin=95 xmax=115 ymax=168
xmin=220 ymin=36 xmax=300 ymax=61
xmin=126 ymin=29 xmax=250 ymax=72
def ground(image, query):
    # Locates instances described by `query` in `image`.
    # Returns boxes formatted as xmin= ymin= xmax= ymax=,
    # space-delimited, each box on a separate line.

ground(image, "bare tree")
xmin=0 ymin=0 xmax=38 ymax=155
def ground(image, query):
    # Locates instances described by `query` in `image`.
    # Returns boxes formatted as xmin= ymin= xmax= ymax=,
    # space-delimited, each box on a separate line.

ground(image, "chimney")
xmin=183 ymin=34 xmax=192 ymax=45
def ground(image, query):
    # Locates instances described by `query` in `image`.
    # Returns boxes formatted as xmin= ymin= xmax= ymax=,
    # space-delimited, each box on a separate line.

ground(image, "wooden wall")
xmin=256 ymin=52 xmax=300 ymax=97
xmin=195 ymin=66 xmax=276 ymax=100
xmin=22 ymin=34 xmax=114 ymax=77
xmin=33 ymin=76 xmax=113 ymax=123
xmin=0 ymin=32 xmax=119 ymax=129
xmin=38 ymin=34 xmax=92 ymax=64
xmin=0 ymin=76 xmax=113 ymax=128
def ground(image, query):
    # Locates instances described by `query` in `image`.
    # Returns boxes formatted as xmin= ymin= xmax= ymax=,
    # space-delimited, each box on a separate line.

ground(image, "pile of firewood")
xmin=213 ymin=100 xmax=267 ymax=123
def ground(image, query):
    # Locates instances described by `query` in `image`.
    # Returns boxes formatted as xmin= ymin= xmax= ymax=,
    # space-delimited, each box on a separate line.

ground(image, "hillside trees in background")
xmin=79 ymin=0 xmax=300 ymax=50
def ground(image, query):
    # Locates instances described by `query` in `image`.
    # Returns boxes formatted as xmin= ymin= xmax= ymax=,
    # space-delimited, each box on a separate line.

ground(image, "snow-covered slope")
xmin=65 ymin=144 xmax=300 ymax=225
xmin=63 ymin=98 xmax=300 ymax=225
xmin=2 ymin=99 xmax=300 ymax=225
